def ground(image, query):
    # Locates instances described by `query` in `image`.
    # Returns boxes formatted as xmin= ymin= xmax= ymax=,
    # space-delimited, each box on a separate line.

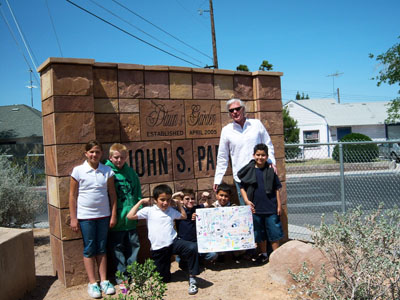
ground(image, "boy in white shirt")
xmin=127 ymin=184 xmax=200 ymax=295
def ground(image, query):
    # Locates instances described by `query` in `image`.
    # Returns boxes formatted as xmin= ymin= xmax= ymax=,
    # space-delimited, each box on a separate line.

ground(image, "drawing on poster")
xmin=196 ymin=206 xmax=256 ymax=253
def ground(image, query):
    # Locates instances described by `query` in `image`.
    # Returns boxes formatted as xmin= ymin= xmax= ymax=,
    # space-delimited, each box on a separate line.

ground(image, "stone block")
xmin=185 ymin=100 xmax=221 ymax=139
xmin=171 ymin=140 xmax=194 ymax=180
xmin=170 ymin=72 xmax=192 ymax=99
xmin=280 ymin=204 xmax=289 ymax=241
xmin=254 ymin=75 xmax=281 ymax=100
xmin=139 ymin=99 xmax=185 ymax=140
xmin=120 ymin=113 xmax=141 ymax=142
xmin=137 ymin=221 xmax=151 ymax=262
xmin=43 ymin=113 xmax=95 ymax=145
xmin=42 ymin=96 xmax=94 ymax=116
xmin=118 ymin=69 xmax=144 ymax=98
xmin=197 ymin=177 xmax=214 ymax=191
xmin=42 ymin=114 xmax=56 ymax=145
xmin=233 ymin=75 xmax=253 ymax=100
xmin=214 ymin=75 xmax=234 ymax=99
xmin=271 ymin=134 xmax=285 ymax=159
xmin=193 ymin=73 xmax=214 ymax=99
xmin=63 ymin=239 xmax=88 ymax=287
xmin=47 ymin=176 xmax=70 ymax=208
xmin=257 ymin=111 xmax=284 ymax=135
xmin=44 ymin=145 xmax=57 ymax=176
xmin=95 ymin=113 xmax=120 ymax=143
xmin=174 ymin=179 xmax=197 ymax=193
xmin=280 ymin=181 xmax=287 ymax=206
xmin=126 ymin=141 xmax=173 ymax=184
xmin=119 ymin=99 xmax=139 ymax=113
xmin=41 ymin=67 xmax=52 ymax=100
xmin=49 ymin=205 xmax=82 ymax=241
xmin=93 ymin=67 xmax=118 ymax=98
xmin=255 ymin=99 xmax=282 ymax=112
xmin=45 ymin=144 xmax=85 ymax=177
xmin=94 ymin=99 xmax=119 ymax=113
xmin=221 ymin=113 xmax=231 ymax=128
xmin=193 ymin=138 xmax=219 ymax=178
xmin=50 ymin=234 xmax=62 ymax=278
xmin=52 ymin=64 xmax=93 ymax=96
xmin=276 ymin=158 xmax=286 ymax=182
xmin=144 ymin=71 xmax=169 ymax=98
xmin=50 ymin=235 xmax=88 ymax=287
xmin=0 ymin=228 xmax=35 ymax=300
xmin=141 ymin=184 xmax=150 ymax=197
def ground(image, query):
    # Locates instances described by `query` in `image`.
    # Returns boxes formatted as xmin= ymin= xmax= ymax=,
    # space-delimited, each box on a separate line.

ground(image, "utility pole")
xmin=209 ymin=0 xmax=218 ymax=69
xmin=326 ymin=71 xmax=343 ymax=101
xmin=26 ymin=69 xmax=37 ymax=107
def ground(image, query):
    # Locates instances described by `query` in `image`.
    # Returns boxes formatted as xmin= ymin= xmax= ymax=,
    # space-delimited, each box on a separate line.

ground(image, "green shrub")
xmin=0 ymin=155 xmax=43 ymax=227
xmin=108 ymin=259 xmax=167 ymax=300
xmin=289 ymin=205 xmax=400 ymax=299
xmin=332 ymin=133 xmax=379 ymax=162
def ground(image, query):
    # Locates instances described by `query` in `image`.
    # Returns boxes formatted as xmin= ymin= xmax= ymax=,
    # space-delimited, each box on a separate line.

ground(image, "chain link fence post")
xmin=339 ymin=143 xmax=346 ymax=213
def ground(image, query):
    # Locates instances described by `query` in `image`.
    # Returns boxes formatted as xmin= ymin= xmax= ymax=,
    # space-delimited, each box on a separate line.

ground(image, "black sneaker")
xmin=188 ymin=282 xmax=198 ymax=295
xmin=254 ymin=254 xmax=269 ymax=265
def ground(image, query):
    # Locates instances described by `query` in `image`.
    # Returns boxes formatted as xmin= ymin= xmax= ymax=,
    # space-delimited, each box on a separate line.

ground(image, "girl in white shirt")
xmin=69 ymin=140 xmax=117 ymax=298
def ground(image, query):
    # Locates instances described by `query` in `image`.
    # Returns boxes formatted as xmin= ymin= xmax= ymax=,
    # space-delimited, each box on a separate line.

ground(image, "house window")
xmin=304 ymin=130 xmax=319 ymax=146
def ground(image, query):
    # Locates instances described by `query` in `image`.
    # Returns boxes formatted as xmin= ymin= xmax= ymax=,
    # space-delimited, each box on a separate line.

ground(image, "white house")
xmin=284 ymin=99 xmax=391 ymax=159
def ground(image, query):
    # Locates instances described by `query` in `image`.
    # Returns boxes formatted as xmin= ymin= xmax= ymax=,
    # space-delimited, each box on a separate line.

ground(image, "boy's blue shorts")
xmin=253 ymin=214 xmax=283 ymax=243
xmin=79 ymin=217 xmax=110 ymax=258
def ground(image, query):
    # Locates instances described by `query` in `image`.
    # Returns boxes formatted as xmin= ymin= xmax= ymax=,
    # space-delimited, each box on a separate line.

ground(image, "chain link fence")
xmin=1 ymin=153 xmax=46 ymax=186
xmin=285 ymin=140 xmax=400 ymax=241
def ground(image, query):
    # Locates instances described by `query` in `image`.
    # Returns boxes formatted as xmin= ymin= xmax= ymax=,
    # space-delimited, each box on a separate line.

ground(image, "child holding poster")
xmin=238 ymin=143 xmax=283 ymax=264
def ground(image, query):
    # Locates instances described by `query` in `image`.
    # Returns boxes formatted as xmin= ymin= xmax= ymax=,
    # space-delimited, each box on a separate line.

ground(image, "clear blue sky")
xmin=1 ymin=0 xmax=399 ymax=110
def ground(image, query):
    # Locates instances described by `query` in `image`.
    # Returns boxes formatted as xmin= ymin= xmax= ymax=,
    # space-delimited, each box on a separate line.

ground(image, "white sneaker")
xmin=100 ymin=280 xmax=116 ymax=295
xmin=87 ymin=283 xmax=101 ymax=299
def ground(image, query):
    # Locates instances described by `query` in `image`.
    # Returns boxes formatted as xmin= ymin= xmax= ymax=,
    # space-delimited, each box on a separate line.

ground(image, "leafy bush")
xmin=108 ymin=259 xmax=167 ymax=300
xmin=0 ymin=155 xmax=44 ymax=227
xmin=332 ymin=133 xmax=379 ymax=162
xmin=289 ymin=205 xmax=400 ymax=300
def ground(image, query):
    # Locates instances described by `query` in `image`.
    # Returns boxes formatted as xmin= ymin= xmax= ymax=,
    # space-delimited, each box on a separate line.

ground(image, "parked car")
xmin=377 ymin=143 xmax=400 ymax=162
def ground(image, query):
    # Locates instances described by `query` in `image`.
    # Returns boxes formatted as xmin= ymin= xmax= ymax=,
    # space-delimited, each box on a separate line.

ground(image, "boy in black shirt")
xmin=238 ymin=143 xmax=283 ymax=264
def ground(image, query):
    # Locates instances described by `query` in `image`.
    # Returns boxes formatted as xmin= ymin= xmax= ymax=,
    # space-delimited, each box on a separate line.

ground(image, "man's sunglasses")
xmin=228 ymin=106 xmax=242 ymax=113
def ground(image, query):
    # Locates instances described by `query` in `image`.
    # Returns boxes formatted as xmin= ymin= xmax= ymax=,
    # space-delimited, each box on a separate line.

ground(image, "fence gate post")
xmin=339 ymin=143 xmax=346 ymax=213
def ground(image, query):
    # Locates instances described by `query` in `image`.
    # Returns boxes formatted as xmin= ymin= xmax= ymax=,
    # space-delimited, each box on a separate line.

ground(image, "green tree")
xmin=259 ymin=60 xmax=273 ymax=71
xmin=295 ymin=91 xmax=301 ymax=100
xmin=283 ymin=106 xmax=301 ymax=159
xmin=236 ymin=64 xmax=249 ymax=71
xmin=369 ymin=36 xmax=400 ymax=123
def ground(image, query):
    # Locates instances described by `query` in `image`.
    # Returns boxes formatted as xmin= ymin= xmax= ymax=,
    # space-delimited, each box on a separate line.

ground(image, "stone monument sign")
xmin=38 ymin=57 xmax=287 ymax=287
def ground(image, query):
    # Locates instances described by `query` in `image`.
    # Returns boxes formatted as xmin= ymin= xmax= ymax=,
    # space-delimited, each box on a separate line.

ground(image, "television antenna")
xmin=327 ymin=71 xmax=343 ymax=98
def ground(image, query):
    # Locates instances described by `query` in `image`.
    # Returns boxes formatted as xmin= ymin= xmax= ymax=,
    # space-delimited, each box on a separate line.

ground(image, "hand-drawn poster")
xmin=196 ymin=206 xmax=256 ymax=253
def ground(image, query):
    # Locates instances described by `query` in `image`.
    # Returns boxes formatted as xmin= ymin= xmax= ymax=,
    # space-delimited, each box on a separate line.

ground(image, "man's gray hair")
xmin=226 ymin=98 xmax=245 ymax=111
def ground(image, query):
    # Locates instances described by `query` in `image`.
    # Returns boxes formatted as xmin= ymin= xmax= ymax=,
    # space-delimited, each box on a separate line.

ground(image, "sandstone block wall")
xmin=38 ymin=57 xmax=286 ymax=287
xmin=0 ymin=228 xmax=36 ymax=300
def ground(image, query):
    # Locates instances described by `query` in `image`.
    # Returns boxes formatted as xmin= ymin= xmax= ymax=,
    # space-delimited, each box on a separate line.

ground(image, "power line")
xmin=111 ymin=0 xmax=213 ymax=61
xmin=0 ymin=3 xmax=40 ymax=86
xmin=5 ymin=0 xmax=39 ymax=72
xmin=88 ymin=0 xmax=204 ymax=65
xmin=66 ymin=0 xmax=202 ymax=67
xmin=45 ymin=0 xmax=63 ymax=57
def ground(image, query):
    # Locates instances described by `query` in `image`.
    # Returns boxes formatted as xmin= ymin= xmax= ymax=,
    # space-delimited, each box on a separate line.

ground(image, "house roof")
xmin=0 ymin=104 xmax=42 ymax=139
xmin=285 ymin=99 xmax=390 ymax=126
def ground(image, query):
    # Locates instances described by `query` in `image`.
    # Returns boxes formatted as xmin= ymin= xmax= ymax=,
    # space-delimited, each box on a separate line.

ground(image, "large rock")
xmin=266 ymin=240 xmax=329 ymax=285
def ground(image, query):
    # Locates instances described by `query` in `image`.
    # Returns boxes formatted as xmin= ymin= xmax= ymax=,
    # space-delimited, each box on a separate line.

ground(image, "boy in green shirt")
xmin=105 ymin=143 xmax=142 ymax=288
